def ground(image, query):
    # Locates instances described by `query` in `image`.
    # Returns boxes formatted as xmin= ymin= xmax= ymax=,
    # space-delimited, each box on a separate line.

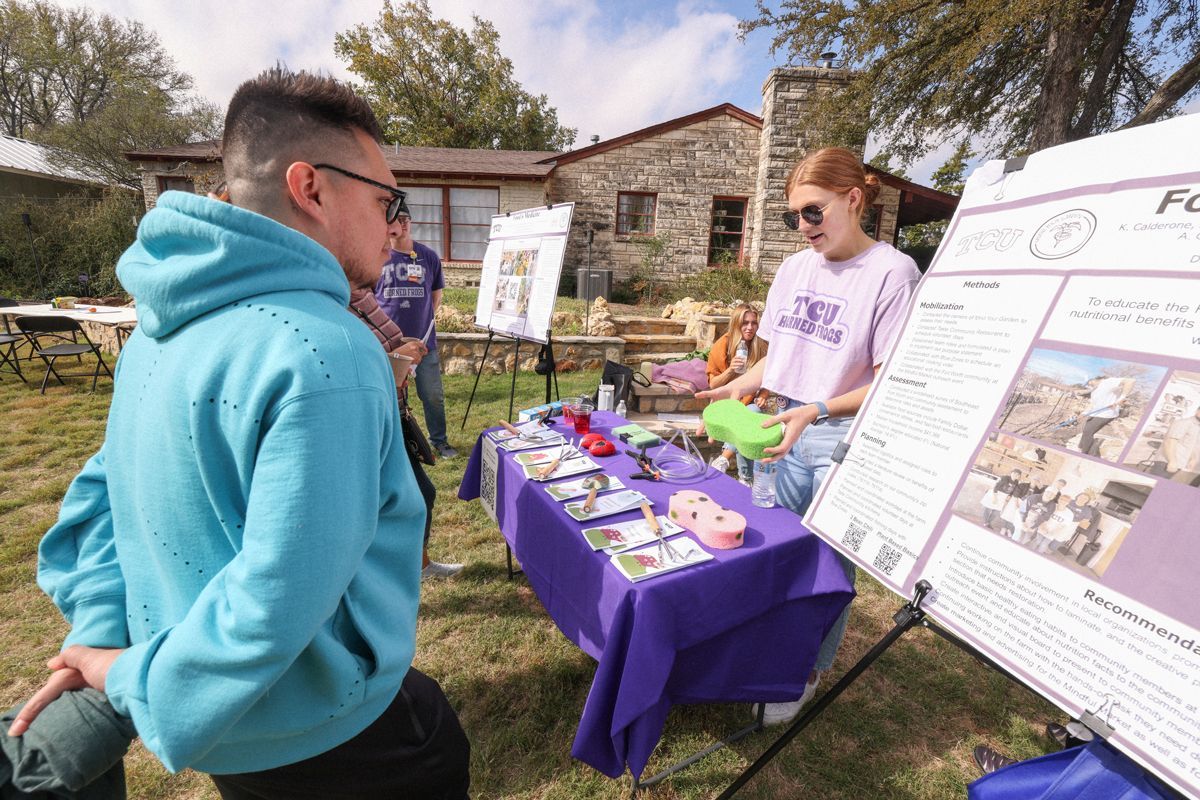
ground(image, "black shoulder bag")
xmin=400 ymin=388 xmax=437 ymax=466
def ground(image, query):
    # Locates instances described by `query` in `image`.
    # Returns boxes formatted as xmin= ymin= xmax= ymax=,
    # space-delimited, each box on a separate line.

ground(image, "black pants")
xmin=409 ymin=450 xmax=436 ymax=545
xmin=211 ymin=668 xmax=469 ymax=800
xmin=1078 ymin=415 xmax=1113 ymax=455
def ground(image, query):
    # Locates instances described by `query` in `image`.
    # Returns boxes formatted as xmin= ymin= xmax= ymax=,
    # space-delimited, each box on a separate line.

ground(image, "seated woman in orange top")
xmin=705 ymin=303 xmax=770 ymax=484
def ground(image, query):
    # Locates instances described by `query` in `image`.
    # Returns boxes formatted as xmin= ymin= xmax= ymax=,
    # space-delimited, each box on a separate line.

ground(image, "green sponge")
xmin=702 ymin=399 xmax=783 ymax=460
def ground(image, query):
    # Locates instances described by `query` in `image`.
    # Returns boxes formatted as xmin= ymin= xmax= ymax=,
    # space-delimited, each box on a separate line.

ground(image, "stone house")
xmin=124 ymin=66 xmax=956 ymax=287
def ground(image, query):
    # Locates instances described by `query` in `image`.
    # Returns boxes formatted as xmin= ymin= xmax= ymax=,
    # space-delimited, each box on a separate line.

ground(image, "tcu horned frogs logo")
xmin=776 ymin=292 xmax=849 ymax=350
xmin=1029 ymin=209 xmax=1097 ymax=259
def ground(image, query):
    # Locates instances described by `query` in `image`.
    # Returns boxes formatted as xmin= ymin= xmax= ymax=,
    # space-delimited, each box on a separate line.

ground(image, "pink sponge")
xmin=668 ymin=490 xmax=745 ymax=550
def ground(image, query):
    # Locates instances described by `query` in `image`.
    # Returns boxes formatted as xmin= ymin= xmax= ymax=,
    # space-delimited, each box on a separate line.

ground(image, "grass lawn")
xmin=0 ymin=349 xmax=1062 ymax=799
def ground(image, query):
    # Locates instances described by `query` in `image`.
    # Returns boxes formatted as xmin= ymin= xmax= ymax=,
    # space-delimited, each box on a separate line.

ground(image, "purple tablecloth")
xmin=458 ymin=411 xmax=855 ymax=778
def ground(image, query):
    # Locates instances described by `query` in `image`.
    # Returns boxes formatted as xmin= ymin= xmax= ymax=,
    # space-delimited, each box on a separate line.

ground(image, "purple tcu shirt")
xmin=759 ymin=241 xmax=919 ymax=403
xmin=374 ymin=242 xmax=445 ymax=350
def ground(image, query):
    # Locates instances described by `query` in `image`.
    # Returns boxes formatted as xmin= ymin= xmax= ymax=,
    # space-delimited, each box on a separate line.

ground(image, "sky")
xmin=70 ymin=0 xmax=1199 ymax=187
xmin=1025 ymin=349 xmax=1165 ymax=393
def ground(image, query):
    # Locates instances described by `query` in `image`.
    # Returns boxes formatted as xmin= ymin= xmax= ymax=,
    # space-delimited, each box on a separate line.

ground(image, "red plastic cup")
xmin=573 ymin=402 xmax=593 ymax=435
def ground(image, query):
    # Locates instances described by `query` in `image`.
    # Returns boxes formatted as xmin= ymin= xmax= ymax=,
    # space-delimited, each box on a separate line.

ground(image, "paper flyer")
xmin=512 ymin=445 xmax=577 ymax=466
xmin=474 ymin=203 xmax=574 ymax=344
xmin=580 ymin=515 xmax=685 ymax=552
xmin=610 ymin=537 xmax=714 ymax=582
xmin=543 ymin=474 xmax=627 ymax=501
xmin=562 ymin=489 xmax=649 ymax=522
xmin=804 ymin=114 xmax=1200 ymax=796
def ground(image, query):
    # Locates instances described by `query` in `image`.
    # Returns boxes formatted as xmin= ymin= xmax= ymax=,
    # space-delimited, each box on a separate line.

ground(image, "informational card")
xmin=487 ymin=420 xmax=555 ymax=443
xmin=543 ymin=474 xmax=627 ymax=501
xmin=512 ymin=445 xmax=576 ymax=467
xmin=474 ymin=203 xmax=574 ymax=344
xmin=610 ymin=537 xmax=714 ymax=582
xmin=580 ymin=515 xmax=685 ymax=552
xmin=495 ymin=430 xmax=565 ymax=453
xmin=562 ymin=489 xmax=648 ymax=522
xmin=805 ymin=114 xmax=1200 ymax=797
xmin=521 ymin=455 xmax=599 ymax=482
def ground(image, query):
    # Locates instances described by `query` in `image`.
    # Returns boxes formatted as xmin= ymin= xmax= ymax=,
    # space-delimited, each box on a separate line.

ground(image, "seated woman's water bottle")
xmin=734 ymin=340 xmax=749 ymax=373
xmin=752 ymin=459 xmax=777 ymax=508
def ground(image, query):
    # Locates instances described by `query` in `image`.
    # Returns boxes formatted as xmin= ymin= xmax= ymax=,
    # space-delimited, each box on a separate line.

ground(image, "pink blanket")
xmin=652 ymin=359 xmax=709 ymax=394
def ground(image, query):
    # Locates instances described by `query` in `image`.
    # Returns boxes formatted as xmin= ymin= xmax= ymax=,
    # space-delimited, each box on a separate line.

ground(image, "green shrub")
xmin=0 ymin=190 xmax=142 ymax=300
xmin=675 ymin=264 xmax=769 ymax=306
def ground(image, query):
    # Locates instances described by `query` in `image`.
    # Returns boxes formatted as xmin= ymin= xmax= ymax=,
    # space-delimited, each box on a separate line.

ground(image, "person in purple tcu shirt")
xmin=698 ymin=146 xmax=921 ymax=726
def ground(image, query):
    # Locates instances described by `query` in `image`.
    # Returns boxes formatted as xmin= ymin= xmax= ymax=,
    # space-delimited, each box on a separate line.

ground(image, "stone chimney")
xmin=748 ymin=66 xmax=854 ymax=276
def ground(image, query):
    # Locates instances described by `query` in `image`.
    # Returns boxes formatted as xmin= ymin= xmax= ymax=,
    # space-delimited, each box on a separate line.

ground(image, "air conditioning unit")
xmin=575 ymin=268 xmax=613 ymax=301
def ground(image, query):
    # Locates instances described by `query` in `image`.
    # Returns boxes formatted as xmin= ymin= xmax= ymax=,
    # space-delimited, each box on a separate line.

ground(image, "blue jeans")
xmin=415 ymin=346 xmax=449 ymax=448
xmin=774 ymin=399 xmax=856 ymax=673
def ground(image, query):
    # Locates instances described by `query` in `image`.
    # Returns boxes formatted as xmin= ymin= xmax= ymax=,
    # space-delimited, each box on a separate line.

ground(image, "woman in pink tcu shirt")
xmin=698 ymin=147 xmax=921 ymax=725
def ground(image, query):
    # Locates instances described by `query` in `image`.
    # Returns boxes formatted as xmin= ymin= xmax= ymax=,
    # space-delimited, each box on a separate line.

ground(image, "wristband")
xmin=811 ymin=401 xmax=830 ymax=425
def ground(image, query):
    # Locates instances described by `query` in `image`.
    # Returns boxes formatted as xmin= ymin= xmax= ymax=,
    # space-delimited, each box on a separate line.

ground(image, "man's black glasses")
xmin=781 ymin=199 xmax=835 ymax=230
xmin=312 ymin=163 xmax=410 ymax=223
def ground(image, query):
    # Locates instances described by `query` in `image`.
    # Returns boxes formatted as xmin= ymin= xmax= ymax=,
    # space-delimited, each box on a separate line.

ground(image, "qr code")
xmin=480 ymin=460 xmax=496 ymax=510
xmin=842 ymin=522 xmax=868 ymax=552
xmin=873 ymin=543 xmax=902 ymax=576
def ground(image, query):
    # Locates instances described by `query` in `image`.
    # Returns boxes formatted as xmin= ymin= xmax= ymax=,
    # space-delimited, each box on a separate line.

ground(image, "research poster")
xmin=805 ymin=114 xmax=1200 ymax=797
xmin=474 ymin=202 xmax=574 ymax=344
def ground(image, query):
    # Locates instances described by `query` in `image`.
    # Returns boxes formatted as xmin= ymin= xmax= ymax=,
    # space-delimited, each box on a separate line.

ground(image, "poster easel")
xmin=461 ymin=203 xmax=575 ymax=430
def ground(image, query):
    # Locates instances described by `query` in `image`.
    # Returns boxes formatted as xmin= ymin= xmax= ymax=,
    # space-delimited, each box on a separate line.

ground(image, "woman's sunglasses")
xmin=781 ymin=199 xmax=835 ymax=230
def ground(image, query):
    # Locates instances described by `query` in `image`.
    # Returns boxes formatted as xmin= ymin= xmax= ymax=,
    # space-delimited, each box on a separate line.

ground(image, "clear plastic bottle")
xmin=734 ymin=340 xmax=749 ymax=374
xmin=752 ymin=460 xmax=777 ymax=508
xmin=615 ymin=399 xmax=627 ymax=418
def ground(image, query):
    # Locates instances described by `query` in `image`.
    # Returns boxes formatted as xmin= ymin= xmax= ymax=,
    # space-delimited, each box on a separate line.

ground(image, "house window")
xmin=861 ymin=203 xmax=883 ymax=240
xmin=616 ymin=192 xmax=656 ymax=235
xmin=157 ymin=176 xmax=195 ymax=195
xmin=708 ymin=197 xmax=748 ymax=265
xmin=398 ymin=185 xmax=499 ymax=262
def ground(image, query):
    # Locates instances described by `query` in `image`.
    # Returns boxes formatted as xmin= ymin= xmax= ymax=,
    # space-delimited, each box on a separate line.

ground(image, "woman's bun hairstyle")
xmin=786 ymin=147 xmax=877 ymax=219
xmin=862 ymin=172 xmax=881 ymax=208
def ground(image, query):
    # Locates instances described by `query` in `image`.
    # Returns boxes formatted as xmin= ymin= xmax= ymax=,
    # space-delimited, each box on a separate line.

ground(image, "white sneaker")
xmin=709 ymin=454 xmax=730 ymax=473
xmin=422 ymin=561 xmax=464 ymax=580
xmin=752 ymin=676 xmax=820 ymax=726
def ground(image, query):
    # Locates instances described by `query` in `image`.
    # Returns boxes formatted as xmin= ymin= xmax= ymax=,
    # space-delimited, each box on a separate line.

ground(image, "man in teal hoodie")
xmin=9 ymin=67 xmax=469 ymax=798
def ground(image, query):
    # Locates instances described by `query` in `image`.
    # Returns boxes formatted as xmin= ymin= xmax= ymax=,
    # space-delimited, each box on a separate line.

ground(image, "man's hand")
xmin=393 ymin=339 xmax=427 ymax=365
xmin=759 ymin=404 xmax=819 ymax=464
xmin=7 ymin=646 xmax=123 ymax=737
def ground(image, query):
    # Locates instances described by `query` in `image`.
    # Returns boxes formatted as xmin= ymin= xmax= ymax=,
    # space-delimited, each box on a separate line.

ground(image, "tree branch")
xmin=1073 ymin=0 xmax=1135 ymax=138
xmin=1121 ymin=46 xmax=1200 ymax=129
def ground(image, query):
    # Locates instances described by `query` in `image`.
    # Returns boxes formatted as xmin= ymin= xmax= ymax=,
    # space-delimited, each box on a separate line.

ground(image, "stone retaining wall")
xmin=80 ymin=320 xmax=132 ymax=355
xmin=438 ymin=332 xmax=624 ymax=376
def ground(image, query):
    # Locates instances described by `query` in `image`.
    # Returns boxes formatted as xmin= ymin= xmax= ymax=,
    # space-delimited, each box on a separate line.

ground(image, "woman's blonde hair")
xmin=725 ymin=303 xmax=766 ymax=365
xmin=785 ymin=147 xmax=880 ymax=220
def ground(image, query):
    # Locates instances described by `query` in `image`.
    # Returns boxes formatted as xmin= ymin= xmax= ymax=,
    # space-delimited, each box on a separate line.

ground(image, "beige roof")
xmin=125 ymin=139 xmax=557 ymax=180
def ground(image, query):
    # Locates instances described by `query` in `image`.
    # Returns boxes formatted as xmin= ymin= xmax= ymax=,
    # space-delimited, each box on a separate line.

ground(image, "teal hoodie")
xmin=36 ymin=192 xmax=424 ymax=774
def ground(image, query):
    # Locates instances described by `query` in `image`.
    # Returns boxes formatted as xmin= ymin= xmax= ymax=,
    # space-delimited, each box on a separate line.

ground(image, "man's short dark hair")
xmin=222 ymin=65 xmax=382 ymax=190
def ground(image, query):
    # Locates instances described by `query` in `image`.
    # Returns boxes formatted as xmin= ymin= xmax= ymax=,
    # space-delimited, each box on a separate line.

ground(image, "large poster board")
xmin=474 ymin=202 xmax=574 ymax=344
xmin=806 ymin=114 xmax=1200 ymax=797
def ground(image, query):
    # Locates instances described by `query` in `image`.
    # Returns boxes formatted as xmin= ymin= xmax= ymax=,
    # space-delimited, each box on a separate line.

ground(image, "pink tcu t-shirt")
xmin=759 ymin=241 xmax=920 ymax=403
